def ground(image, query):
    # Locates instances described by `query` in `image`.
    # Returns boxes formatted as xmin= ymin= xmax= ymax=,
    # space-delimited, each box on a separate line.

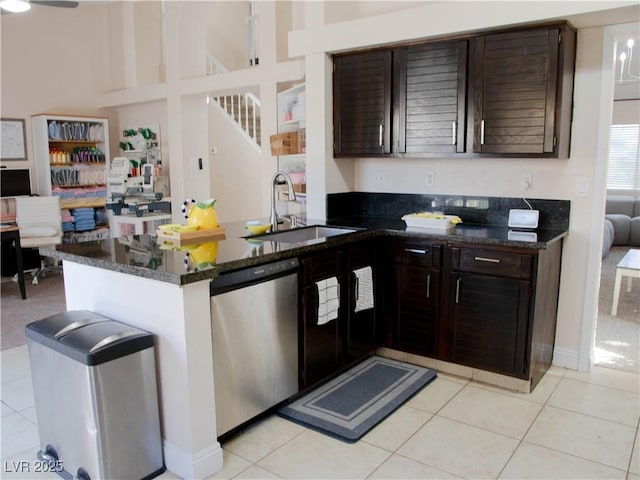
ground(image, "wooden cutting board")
xmin=156 ymin=226 xmax=226 ymax=246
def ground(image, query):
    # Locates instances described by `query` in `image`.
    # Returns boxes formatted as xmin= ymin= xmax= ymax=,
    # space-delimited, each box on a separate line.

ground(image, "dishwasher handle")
xmin=211 ymin=257 xmax=299 ymax=296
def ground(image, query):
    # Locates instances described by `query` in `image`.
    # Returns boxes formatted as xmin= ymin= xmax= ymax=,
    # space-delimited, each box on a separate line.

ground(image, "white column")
xmin=121 ymin=2 xmax=137 ymax=89
xmin=258 ymin=1 xmax=282 ymax=217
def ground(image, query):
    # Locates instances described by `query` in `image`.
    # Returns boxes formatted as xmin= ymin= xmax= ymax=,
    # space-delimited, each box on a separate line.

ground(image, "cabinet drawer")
xmin=394 ymin=240 xmax=442 ymax=267
xmin=450 ymin=246 xmax=533 ymax=279
xmin=301 ymin=249 xmax=344 ymax=285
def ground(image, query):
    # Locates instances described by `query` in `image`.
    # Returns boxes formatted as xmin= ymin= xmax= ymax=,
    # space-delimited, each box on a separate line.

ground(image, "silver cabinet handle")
xmin=480 ymin=120 xmax=485 ymax=145
xmin=474 ymin=256 xmax=501 ymax=263
xmin=379 ymin=124 xmax=383 ymax=146
xmin=452 ymin=121 xmax=457 ymax=145
xmin=455 ymin=277 xmax=461 ymax=303
xmin=404 ymin=248 xmax=427 ymax=255
xmin=426 ymin=274 xmax=431 ymax=299
xmin=355 ymin=276 xmax=359 ymax=301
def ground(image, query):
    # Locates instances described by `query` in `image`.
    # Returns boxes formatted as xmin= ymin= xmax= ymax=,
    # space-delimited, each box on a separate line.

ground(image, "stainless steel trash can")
xmin=25 ymin=310 xmax=165 ymax=480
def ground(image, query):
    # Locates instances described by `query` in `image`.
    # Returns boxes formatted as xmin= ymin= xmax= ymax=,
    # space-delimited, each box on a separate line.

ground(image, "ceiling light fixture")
xmin=618 ymin=37 xmax=640 ymax=84
xmin=0 ymin=0 xmax=31 ymax=13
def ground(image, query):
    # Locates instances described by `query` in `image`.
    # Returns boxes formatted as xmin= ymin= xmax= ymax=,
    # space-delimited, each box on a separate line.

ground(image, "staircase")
xmin=207 ymin=54 xmax=261 ymax=152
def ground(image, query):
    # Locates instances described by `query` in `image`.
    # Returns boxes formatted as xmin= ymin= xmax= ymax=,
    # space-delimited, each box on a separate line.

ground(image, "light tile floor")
xmin=2 ymin=344 xmax=639 ymax=480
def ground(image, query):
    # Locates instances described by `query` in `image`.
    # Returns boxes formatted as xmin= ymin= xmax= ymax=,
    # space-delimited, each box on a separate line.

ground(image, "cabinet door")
xmin=471 ymin=27 xmax=562 ymax=155
xmin=401 ymin=40 xmax=467 ymax=154
xmin=333 ymin=50 xmax=393 ymax=156
xmin=346 ymin=243 xmax=377 ymax=363
xmin=300 ymin=251 xmax=345 ymax=388
xmin=449 ymin=272 xmax=530 ymax=377
xmin=395 ymin=264 xmax=440 ymax=357
xmin=301 ymin=284 xmax=342 ymax=388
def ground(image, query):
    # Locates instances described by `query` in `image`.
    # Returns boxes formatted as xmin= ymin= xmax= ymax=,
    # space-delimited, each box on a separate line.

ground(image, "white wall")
xmin=0 ymin=3 xmax=117 ymax=180
xmin=208 ymin=104 xmax=266 ymax=222
xmin=134 ymin=1 xmax=164 ymax=86
xmin=324 ymin=0 xmax=433 ymax=24
xmin=612 ymin=99 xmax=640 ymax=124
xmin=206 ymin=1 xmax=250 ymax=72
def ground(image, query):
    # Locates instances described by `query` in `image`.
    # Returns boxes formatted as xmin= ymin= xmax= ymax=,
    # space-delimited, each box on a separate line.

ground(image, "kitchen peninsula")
xmin=40 ymin=193 xmax=569 ymax=479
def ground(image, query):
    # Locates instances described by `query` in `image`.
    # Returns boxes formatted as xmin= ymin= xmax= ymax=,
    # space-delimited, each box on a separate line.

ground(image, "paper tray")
xmin=156 ymin=226 xmax=226 ymax=246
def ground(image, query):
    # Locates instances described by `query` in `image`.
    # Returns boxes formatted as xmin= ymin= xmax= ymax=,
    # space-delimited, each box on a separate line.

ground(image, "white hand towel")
xmin=317 ymin=276 xmax=340 ymax=325
xmin=353 ymin=266 xmax=374 ymax=312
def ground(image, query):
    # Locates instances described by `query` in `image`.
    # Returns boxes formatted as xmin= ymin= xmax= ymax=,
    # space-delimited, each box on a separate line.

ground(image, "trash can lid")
xmin=26 ymin=310 xmax=154 ymax=366
xmin=26 ymin=310 xmax=110 ymax=339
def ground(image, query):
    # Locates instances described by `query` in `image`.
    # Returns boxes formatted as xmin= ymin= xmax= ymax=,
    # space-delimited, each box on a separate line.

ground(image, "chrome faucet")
xmin=269 ymin=171 xmax=296 ymax=231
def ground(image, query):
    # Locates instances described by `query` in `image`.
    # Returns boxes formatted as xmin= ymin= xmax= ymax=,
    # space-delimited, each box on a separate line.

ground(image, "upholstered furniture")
xmin=603 ymin=194 xmax=640 ymax=257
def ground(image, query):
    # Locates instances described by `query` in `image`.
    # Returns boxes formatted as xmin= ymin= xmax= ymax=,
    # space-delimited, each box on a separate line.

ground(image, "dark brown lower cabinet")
xmin=300 ymin=249 xmax=345 ymax=389
xmin=301 ymin=282 xmax=343 ymax=388
xmin=446 ymin=242 xmax=563 ymax=389
xmin=448 ymin=272 xmax=530 ymax=377
xmin=389 ymin=238 xmax=563 ymax=390
xmin=394 ymin=264 xmax=440 ymax=357
xmin=299 ymin=235 xmax=562 ymax=392
xmin=299 ymin=242 xmax=378 ymax=390
xmin=391 ymin=240 xmax=442 ymax=357
xmin=346 ymin=242 xmax=377 ymax=363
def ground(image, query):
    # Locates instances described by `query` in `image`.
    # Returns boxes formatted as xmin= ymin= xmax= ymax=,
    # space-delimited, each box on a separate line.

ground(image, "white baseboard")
xmin=552 ymin=347 xmax=580 ymax=370
xmin=163 ymin=439 xmax=223 ymax=479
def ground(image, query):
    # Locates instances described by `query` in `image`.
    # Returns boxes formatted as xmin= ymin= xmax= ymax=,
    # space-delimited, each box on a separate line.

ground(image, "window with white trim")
xmin=608 ymin=124 xmax=640 ymax=190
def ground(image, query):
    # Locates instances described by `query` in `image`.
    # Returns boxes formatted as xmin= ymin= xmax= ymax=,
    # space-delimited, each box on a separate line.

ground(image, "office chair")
xmin=15 ymin=196 xmax=63 ymax=285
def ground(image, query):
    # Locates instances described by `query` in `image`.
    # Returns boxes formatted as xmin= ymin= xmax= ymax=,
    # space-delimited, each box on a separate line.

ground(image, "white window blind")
xmin=608 ymin=124 xmax=640 ymax=190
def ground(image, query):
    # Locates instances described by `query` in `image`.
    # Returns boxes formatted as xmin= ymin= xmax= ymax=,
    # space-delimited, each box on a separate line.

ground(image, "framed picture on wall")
xmin=1 ymin=118 xmax=27 ymax=161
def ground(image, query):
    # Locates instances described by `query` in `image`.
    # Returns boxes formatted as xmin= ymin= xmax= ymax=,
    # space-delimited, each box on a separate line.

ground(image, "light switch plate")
xmin=508 ymin=209 xmax=539 ymax=229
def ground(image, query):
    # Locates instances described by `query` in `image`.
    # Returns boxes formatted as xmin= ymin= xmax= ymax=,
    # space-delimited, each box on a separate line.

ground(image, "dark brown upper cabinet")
xmin=333 ymin=50 xmax=392 ymax=156
xmin=468 ymin=25 xmax=576 ymax=158
xmin=333 ymin=22 xmax=575 ymax=159
xmin=399 ymin=40 xmax=468 ymax=155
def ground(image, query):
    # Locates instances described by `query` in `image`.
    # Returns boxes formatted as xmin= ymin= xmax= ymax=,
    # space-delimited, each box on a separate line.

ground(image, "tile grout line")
xmin=505 ymin=372 xmax=637 ymax=477
xmin=362 ymin=449 xmax=395 ymax=480
xmin=380 ymin=377 xmax=474 ymax=478
xmin=494 ymin=366 xmax=565 ymax=479
xmin=358 ymin=374 xmax=472 ymax=479
xmin=561 ymin=373 xmax=640 ymax=396
xmin=625 ymin=416 xmax=640 ymax=478
xmin=542 ymin=402 xmax=640 ymax=430
xmin=238 ymin=421 xmax=308 ymax=477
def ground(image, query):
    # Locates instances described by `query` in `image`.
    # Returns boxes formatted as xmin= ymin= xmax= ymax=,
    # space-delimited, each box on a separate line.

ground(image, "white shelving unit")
xmin=31 ymin=114 xmax=111 ymax=241
xmin=276 ymin=84 xmax=306 ymax=215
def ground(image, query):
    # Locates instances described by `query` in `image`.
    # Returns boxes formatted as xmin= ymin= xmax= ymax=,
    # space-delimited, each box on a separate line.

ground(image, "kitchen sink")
xmin=247 ymin=225 xmax=358 ymax=244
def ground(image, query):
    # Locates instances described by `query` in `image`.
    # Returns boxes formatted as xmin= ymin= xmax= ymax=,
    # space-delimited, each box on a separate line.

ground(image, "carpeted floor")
xmin=1 ymin=272 xmax=67 ymax=351
xmin=1 ymin=248 xmax=638 ymax=374
xmin=595 ymin=246 xmax=640 ymax=373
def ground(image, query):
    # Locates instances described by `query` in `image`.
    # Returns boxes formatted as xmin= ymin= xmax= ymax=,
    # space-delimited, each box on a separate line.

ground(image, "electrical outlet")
xmin=520 ymin=173 xmax=532 ymax=191
xmin=425 ymin=171 xmax=435 ymax=188
xmin=374 ymin=171 xmax=386 ymax=185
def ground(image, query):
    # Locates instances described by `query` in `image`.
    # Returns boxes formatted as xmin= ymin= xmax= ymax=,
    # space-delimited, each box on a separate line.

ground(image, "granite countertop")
xmin=40 ymin=217 xmax=568 ymax=286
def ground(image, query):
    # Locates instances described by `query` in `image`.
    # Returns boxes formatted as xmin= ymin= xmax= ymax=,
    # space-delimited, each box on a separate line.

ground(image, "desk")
xmin=611 ymin=249 xmax=640 ymax=316
xmin=0 ymin=225 xmax=26 ymax=299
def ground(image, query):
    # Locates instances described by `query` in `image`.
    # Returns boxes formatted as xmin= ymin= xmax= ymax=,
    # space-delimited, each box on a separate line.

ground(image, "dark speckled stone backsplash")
xmin=327 ymin=192 xmax=570 ymax=230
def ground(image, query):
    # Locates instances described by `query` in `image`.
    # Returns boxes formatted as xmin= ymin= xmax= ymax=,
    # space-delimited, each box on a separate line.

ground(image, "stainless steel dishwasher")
xmin=210 ymin=257 xmax=299 ymax=437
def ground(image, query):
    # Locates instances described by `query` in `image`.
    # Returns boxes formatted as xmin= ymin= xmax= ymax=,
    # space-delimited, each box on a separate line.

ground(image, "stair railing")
xmin=207 ymin=54 xmax=261 ymax=151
